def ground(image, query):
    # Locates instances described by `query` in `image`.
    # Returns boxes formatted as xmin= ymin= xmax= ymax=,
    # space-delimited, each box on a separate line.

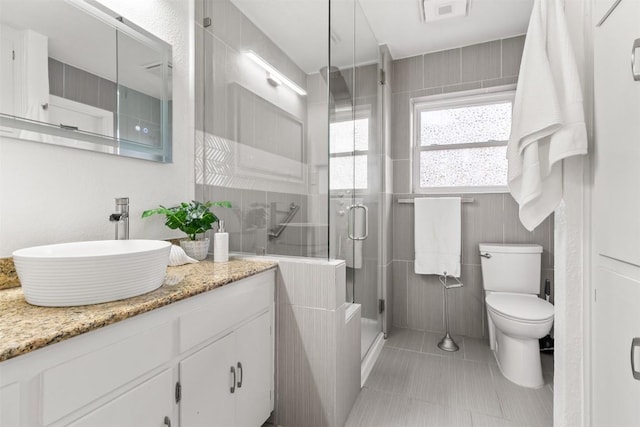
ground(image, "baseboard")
xmin=361 ymin=332 xmax=385 ymax=387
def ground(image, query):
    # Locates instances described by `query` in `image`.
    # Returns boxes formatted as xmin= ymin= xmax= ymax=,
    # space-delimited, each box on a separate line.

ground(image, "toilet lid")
xmin=486 ymin=294 xmax=554 ymax=322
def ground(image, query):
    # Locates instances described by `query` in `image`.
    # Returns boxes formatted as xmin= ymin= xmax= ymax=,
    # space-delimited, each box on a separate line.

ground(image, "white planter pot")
xmin=179 ymin=238 xmax=209 ymax=261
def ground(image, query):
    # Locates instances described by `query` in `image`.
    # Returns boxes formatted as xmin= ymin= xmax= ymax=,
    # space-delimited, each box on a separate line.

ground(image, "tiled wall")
xmin=48 ymin=58 xmax=166 ymax=146
xmin=272 ymin=258 xmax=359 ymax=427
xmin=48 ymin=58 xmax=117 ymax=113
xmin=392 ymin=193 xmax=554 ymax=338
xmin=390 ymin=36 xmax=526 ymax=172
xmin=197 ymin=183 xmax=309 ymax=257
xmin=389 ymin=36 xmax=555 ymax=339
xmin=195 ymin=0 xmax=312 ymax=257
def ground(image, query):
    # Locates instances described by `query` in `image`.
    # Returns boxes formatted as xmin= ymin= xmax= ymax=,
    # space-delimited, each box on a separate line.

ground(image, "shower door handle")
xmin=632 ymin=39 xmax=640 ymax=81
xmin=359 ymin=204 xmax=369 ymax=241
xmin=632 ymin=337 xmax=640 ymax=380
xmin=347 ymin=204 xmax=368 ymax=241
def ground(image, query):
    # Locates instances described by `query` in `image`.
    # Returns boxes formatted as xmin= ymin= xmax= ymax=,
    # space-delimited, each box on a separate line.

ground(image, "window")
xmin=412 ymin=89 xmax=514 ymax=193
xmin=329 ymin=114 xmax=369 ymax=190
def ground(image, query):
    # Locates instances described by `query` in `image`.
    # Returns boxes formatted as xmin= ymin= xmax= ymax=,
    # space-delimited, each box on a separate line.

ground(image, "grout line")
xmin=500 ymin=39 xmax=504 ymax=78
xmin=459 ymin=47 xmax=462 ymax=83
xmin=386 ymin=341 xmax=490 ymax=365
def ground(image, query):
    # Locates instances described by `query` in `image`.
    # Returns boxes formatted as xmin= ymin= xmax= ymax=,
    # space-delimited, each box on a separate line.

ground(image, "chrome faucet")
xmin=109 ymin=197 xmax=129 ymax=240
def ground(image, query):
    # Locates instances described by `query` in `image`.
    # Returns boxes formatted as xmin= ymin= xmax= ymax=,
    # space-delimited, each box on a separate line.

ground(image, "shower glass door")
xmin=329 ymin=0 xmax=382 ymax=360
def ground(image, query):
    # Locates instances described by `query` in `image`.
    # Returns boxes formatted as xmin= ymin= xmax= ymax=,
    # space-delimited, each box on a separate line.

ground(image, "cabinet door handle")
xmin=632 ymin=39 xmax=640 ymax=82
xmin=237 ymin=361 xmax=243 ymax=388
xmin=164 ymin=416 xmax=172 ymax=427
xmin=632 ymin=337 xmax=640 ymax=380
xmin=230 ymin=366 xmax=236 ymax=393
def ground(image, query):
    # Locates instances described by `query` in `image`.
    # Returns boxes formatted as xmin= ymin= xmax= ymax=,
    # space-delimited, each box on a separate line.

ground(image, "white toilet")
xmin=479 ymin=243 xmax=554 ymax=388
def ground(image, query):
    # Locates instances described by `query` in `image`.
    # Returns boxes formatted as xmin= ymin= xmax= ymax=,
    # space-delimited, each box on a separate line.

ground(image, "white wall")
xmin=0 ymin=0 xmax=194 ymax=256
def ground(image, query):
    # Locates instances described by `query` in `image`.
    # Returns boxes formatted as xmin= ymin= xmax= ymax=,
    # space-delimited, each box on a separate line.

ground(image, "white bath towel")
xmin=507 ymin=0 xmax=588 ymax=231
xmin=414 ymin=197 xmax=461 ymax=277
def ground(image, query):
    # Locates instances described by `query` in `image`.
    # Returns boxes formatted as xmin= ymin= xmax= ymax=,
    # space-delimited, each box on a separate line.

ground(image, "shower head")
xmin=319 ymin=66 xmax=353 ymax=110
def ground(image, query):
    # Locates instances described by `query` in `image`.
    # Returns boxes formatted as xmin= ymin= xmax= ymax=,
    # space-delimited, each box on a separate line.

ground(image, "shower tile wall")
xmin=48 ymin=58 xmax=116 ymax=112
xmin=195 ymin=0 xmax=312 ymax=256
xmin=389 ymin=35 xmax=555 ymax=339
xmin=48 ymin=58 xmax=165 ymax=145
xmin=305 ymin=71 xmax=330 ymax=259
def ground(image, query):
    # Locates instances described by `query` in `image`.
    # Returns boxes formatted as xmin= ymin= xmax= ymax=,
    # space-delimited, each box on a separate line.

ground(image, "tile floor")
xmin=345 ymin=328 xmax=554 ymax=427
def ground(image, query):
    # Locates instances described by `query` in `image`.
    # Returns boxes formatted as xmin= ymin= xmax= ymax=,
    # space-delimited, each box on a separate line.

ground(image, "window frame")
xmin=329 ymin=106 xmax=372 ymax=192
xmin=411 ymin=85 xmax=516 ymax=194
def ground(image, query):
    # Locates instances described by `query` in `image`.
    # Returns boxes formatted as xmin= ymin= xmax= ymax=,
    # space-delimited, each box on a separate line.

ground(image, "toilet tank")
xmin=479 ymin=243 xmax=543 ymax=294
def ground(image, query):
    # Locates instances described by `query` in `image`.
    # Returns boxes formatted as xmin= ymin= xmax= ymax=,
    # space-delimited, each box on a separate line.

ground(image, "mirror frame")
xmin=0 ymin=0 xmax=173 ymax=163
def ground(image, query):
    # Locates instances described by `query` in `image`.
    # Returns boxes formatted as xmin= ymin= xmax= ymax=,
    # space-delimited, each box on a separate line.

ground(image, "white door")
xmin=235 ymin=311 xmax=273 ymax=427
xmin=68 ymin=369 xmax=173 ymax=427
xmin=593 ymin=268 xmax=640 ymax=425
xmin=180 ymin=333 xmax=236 ymax=427
xmin=592 ymin=0 xmax=640 ymax=423
xmin=593 ymin=0 xmax=640 ymax=266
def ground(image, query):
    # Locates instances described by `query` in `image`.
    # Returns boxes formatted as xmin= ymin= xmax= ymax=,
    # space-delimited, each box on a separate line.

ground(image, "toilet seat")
xmin=486 ymin=293 xmax=554 ymax=323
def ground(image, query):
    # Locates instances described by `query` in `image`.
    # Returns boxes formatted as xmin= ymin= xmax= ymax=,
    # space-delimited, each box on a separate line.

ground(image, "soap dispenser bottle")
xmin=213 ymin=220 xmax=229 ymax=262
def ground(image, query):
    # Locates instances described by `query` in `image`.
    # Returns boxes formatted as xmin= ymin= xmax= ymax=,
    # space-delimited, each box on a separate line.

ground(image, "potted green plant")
xmin=142 ymin=200 xmax=231 ymax=260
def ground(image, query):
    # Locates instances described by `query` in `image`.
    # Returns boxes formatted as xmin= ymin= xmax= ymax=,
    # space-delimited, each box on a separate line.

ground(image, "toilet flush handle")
xmin=480 ymin=252 xmax=492 ymax=259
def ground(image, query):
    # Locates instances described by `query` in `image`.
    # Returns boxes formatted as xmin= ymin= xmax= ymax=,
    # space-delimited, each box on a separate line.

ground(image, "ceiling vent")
xmin=421 ymin=0 xmax=469 ymax=22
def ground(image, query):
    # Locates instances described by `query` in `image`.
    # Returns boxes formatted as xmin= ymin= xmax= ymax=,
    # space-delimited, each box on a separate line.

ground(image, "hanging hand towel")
xmin=414 ymin=197 xmax=461 ymax=277
xmin=507 ymin=0 xmax=588 ymax=231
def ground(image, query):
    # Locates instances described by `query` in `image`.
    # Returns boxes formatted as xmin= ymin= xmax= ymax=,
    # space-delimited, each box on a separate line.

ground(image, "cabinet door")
xmin=0 ymin=383 xmax=20 ymax=426
xmin=180 ymin=333 xmax=236 ymax=427
xmin=235 ymin=311 xmax=273 ymax=427
xmin=593 ymin=0 xmax=640 ymax=266
xmin=68 ymin=369 xmax=173 ymax=427
xmin=593 ymin=268 xmax=640 ymax=425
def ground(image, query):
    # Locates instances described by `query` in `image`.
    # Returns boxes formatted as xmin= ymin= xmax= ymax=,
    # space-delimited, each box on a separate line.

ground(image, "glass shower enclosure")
xmin=328 ymin=0 xmax=383 ymax=359
xmin=195 ymin=0 xmax=384 ymax=361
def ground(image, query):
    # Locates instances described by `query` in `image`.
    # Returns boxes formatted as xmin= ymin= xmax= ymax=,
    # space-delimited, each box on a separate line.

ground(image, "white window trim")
xmin=329 ymin=106 xmax=372 ymax=193
xmin=411 ymin=84 xmax=516 ymax=194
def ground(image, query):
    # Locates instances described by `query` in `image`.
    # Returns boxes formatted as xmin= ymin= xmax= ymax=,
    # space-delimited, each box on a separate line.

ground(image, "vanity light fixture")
xmin=245 ymin=50 xmax=307 ymax=96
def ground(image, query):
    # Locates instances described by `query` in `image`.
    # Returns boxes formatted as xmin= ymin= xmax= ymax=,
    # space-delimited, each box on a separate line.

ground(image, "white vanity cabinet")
xmin=180 ymin=311 xmax=272 ymax=427
xmin=67 ymin=369 xmax=174 ymax=427
xmin=0 ymin=269 xmax=275 ymax=427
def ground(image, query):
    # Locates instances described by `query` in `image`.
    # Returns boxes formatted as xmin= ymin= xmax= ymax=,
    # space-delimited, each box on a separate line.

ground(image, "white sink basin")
xmin=13 ymin=240 xmax=171 ymax=307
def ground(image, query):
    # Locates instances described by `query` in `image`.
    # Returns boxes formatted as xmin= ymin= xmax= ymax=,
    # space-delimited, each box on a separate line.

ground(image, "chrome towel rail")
xmin=397 ymin=197 xmax=474 ymax=204
xmin=268 ymin=202 xmax=300 ymax=239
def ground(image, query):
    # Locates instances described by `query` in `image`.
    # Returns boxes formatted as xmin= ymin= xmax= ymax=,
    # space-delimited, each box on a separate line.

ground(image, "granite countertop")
xmin=0 ymin=259 xmax=277 ymax=362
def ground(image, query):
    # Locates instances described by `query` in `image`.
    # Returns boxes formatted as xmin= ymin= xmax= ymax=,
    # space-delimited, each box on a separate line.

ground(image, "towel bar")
xmin=397 ymin=197 xmax=474 ymax=204
xmin=439 ymin=274 xmax=463 ymax=289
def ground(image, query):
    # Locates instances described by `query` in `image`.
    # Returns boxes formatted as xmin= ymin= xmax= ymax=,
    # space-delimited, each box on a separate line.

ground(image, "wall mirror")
xmin=0 ymin=0 xmax=172 ymax=162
